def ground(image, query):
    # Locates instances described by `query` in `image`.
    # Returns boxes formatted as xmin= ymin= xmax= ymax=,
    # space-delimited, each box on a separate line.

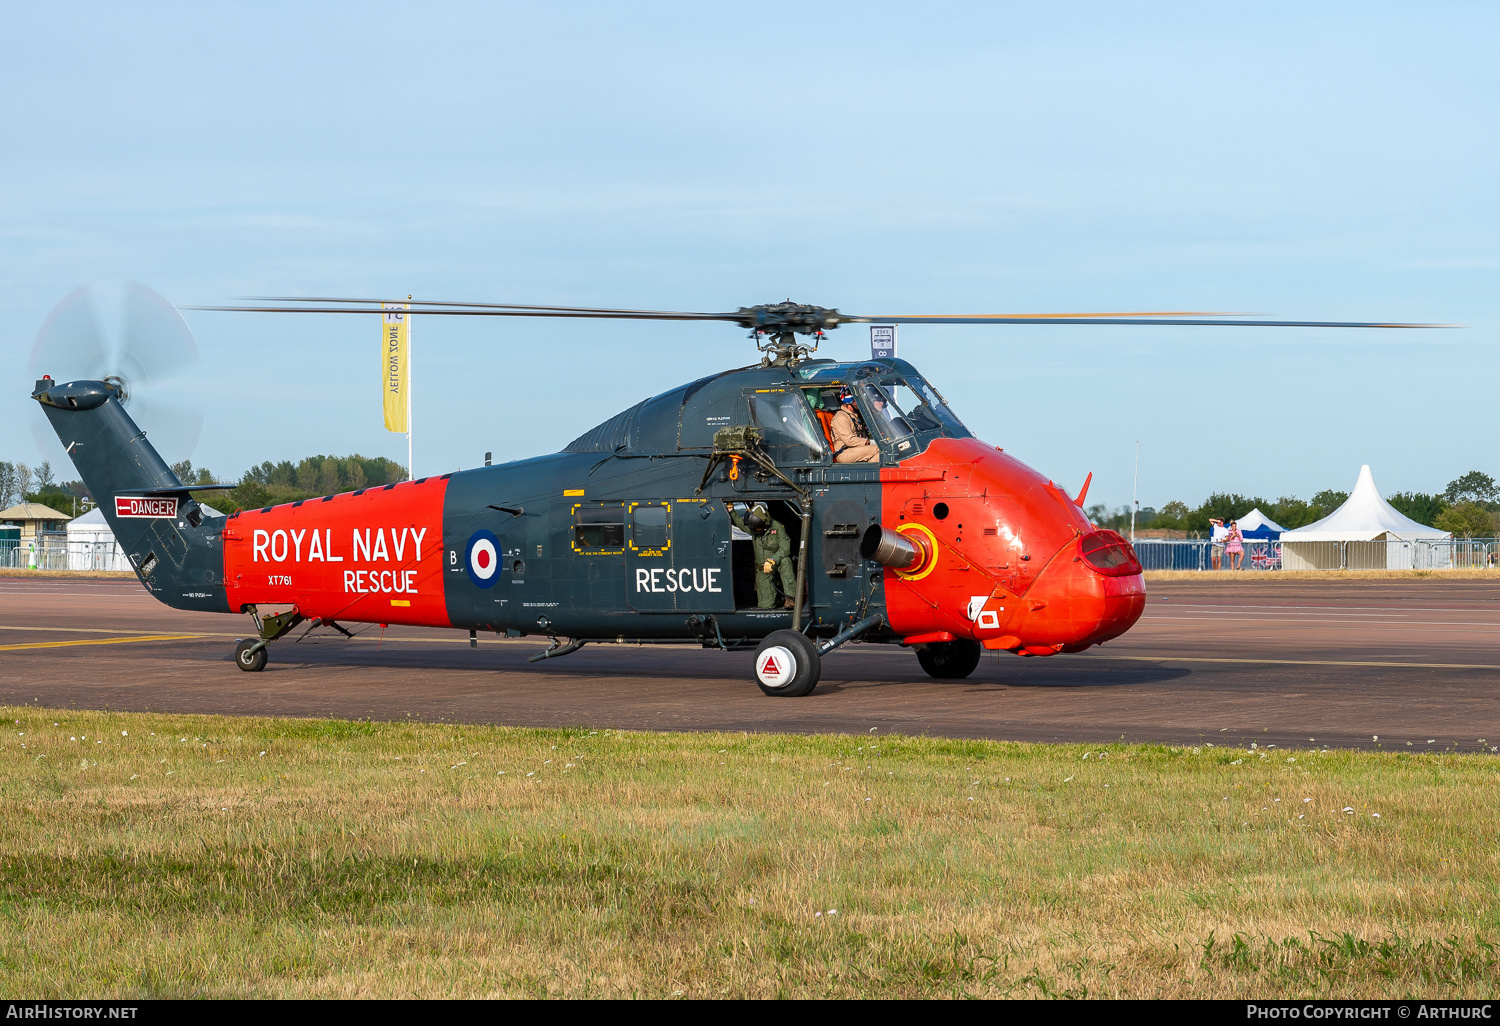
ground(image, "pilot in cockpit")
xmin=830 ymin=389 xmax=880 ymax=464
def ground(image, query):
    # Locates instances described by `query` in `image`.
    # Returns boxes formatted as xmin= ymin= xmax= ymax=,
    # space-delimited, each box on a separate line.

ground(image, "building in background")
xmin=0 ymin=502 xmax=72 ymax=568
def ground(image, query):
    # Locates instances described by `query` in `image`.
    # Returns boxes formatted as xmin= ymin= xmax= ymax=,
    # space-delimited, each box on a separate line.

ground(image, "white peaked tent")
xmin=1236 ymin=507 xmax=1287 ymax=539
xmin=1280 ymin=465 xmax=1449 ymax=570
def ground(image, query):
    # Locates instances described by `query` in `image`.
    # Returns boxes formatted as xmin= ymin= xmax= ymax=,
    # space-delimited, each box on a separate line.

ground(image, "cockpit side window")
xmin=849 ymin=382 xmax=904 ymax=442
xmin=746 ymin=390 xmax=826 ymax=463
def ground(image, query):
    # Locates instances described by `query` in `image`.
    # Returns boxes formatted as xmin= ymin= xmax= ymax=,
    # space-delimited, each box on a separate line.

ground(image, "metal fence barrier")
xmin=2 ymin=535 xmax=1495 ymax=574
xmin=1 ymin=541 xmax=133 ymax=572
xmin=1132 ymin=537 xmax=1499 ymax=571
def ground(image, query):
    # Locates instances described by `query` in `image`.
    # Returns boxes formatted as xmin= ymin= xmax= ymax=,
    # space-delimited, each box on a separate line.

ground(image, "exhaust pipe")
xmin=860 ymin=524 xmax=933 ymax=575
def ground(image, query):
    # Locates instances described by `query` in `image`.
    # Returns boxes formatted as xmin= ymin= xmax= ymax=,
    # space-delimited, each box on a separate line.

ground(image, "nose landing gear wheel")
xmin=234 ymin=639 xmax=268 ymax=672
xmin=753 ymin=629 xmax=821 ymax=697
xmin=916 ymin=638 xmax=982 ymax=679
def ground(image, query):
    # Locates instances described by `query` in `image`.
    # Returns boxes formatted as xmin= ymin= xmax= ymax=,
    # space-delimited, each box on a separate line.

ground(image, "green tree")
xmin=1435 ymin=501 xmax=1493 ymax=538
xmin=23 ymin=487 xmax=79 ymax=516
xmin=1184 ymin=493 xmax=1266 ymax=532
xmin=1154 ymin=500 xmax=1189 ymax=529
xmin=1387 ymin=492 xmax=1446 ymax=526
xmin=1309 ymin=489 xmax=1349 ymax=514
xmin=170 ymin=460 xmax=216 ymax=486
xmin=1444 ymin=471 xmax=1499 ymax=510
xmin=1269 ymin=496 xmax=1313 ymax=529
xmin=1267 ymin=490 xmax=1347 ymax=529
xmin=224 ymin=454 xmax=407 ymax=512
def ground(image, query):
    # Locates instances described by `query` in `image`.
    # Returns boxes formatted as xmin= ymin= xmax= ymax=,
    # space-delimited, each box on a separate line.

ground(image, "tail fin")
xmin=33 ymin=376 xmax=229 ymax=612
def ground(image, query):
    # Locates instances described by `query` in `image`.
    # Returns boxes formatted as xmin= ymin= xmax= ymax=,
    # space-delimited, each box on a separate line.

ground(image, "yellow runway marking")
xmin=0 ymin=634 xmax=203 ymax=652
xmin=0 ymin=624 xmax=212 ymax=636
xmin=1088 ymin=654 xmax=1499 ymax=671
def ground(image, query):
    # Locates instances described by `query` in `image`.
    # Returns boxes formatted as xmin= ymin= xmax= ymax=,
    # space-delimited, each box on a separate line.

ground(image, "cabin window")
xmin=746 ymin=390 xmax=826 ymax=461
xmin=572 ymin=503 xmax=625 ymax=551
xmin=631 ymin=504 xmax=669 ymax=551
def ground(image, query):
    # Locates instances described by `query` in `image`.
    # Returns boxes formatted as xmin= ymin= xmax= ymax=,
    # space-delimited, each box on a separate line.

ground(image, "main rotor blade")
xmin=182 ymin=298 xmax=1457 ymax=331
xmin=240 ymin=296 xmax=740 ymax=318
xmin=841 ymin=313 xmax=1453 ymax=328
xmin=185 ymin=304 xmax=735 ymax=320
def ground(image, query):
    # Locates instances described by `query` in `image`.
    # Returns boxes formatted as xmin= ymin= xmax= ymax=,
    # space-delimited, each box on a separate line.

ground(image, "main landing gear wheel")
xmin=916 ymin=638 xmax=982 ymax=679
xmin=234 ymin=639 xmax=268 ymax=673
xmin=753 ymin=629 xmax=821 ymax=697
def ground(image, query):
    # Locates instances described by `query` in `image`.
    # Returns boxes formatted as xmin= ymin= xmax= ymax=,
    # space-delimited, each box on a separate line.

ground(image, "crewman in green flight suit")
xmin=730 ymin=502 xmax=797 ymax=609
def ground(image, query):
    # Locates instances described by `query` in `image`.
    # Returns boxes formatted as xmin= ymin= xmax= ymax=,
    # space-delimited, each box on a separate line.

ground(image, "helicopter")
xmin=31 ymin=296 xmax=1440 ymax=696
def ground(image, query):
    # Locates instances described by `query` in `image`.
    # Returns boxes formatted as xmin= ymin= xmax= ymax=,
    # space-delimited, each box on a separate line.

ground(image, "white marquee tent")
xmin=1279 ymin=465 xmax=1450 ymax=570
xmin=1236 ymin=507 xmax=1287 ymax=539
xmin=66 ymin=502 xmax=224 ymax=572
xmin=66 ymin=507 xmax=131 ymax=570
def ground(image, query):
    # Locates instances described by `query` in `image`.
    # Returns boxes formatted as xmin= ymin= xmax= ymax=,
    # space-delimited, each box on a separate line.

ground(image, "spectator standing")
xmin=1225 ymin=520 xmax=1244 ymax=570
xmin=1209 ymin=518 xmax=1227 ymax=570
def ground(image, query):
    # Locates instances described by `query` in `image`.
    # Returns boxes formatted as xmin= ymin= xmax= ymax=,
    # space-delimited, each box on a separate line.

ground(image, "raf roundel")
xmin=465 ymin=530 xmax=501 ymax=588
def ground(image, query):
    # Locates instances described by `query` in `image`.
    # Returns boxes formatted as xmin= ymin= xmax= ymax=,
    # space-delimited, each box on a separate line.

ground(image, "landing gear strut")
xmin=233 ymin=606 xmax=304 ymax=672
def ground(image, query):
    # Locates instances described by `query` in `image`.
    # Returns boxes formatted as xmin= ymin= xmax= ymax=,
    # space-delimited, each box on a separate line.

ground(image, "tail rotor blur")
xmin=28 ymin=282 xmax=205 ymax=468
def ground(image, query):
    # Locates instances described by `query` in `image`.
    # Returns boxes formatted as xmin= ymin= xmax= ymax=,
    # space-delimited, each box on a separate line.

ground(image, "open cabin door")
xmin=626 ymin=499 xmax=734 ymax=613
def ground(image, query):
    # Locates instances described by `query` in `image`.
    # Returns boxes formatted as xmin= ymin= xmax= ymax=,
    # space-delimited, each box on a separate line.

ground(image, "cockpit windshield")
xmin=849 ymin=363 xmax=969 ymax=440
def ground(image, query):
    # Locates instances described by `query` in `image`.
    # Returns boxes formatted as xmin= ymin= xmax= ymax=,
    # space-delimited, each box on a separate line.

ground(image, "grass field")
xmin=2 ymin=706 xmax=1498 ymax=998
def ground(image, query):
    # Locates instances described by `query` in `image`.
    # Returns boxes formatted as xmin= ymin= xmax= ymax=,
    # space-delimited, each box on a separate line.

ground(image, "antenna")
xmin=1131 ymin=440 xmax=1140 ymax=546
xmin=408 ymin=294 xmax=414 ymax=481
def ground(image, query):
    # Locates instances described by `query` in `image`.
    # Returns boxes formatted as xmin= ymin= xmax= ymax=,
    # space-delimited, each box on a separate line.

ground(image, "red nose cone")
xmin=1017 ymin=533 xmax=1146 ymax=652
xmin=877 ymin=438 xmax=1147 ymax=655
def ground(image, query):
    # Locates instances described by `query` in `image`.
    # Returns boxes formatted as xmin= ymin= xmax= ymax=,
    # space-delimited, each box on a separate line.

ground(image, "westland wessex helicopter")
xmin=32 ymin=294 xmax=1439 ymax=696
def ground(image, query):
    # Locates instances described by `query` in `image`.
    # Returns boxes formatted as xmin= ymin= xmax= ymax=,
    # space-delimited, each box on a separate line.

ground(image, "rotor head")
xmin=732 ymin=301 xmax=843 ymax=365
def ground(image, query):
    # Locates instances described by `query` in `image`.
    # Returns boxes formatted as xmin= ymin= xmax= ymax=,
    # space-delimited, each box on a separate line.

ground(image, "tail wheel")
xmin=234 ymin=639 xmax=268 ymax=673
xmin=916 ymin=639 xmax=982 ymax=679
xmin=753 ymin=630 xmax=821 ymax=697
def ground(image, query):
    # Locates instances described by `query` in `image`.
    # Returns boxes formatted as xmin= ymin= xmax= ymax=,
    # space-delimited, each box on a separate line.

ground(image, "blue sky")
xmin=3 ymin=2 xmax=1495 ymax=511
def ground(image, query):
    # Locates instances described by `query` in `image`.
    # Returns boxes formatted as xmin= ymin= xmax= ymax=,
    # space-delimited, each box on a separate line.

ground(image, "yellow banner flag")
xmin=382 ymin=302 xmax=409 ymax=433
